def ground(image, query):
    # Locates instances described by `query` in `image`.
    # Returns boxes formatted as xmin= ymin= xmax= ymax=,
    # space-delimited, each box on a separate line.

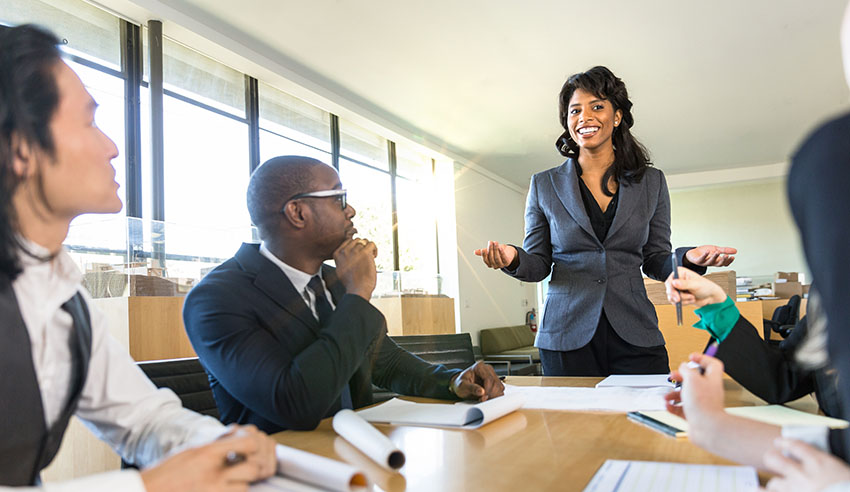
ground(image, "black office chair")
xmin=121 ymin=357 xmax=219 ymax=468
xmin=763 ymin=295 xmax=801 ymax=342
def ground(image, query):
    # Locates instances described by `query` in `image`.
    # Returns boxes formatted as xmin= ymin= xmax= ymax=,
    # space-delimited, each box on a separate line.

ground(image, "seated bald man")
xmin=183 ymin=156 xmax=504 ymax=433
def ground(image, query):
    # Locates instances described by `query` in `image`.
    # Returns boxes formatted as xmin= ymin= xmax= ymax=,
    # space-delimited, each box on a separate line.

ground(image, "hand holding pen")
xmin=665 ymin=266 xmax=728 ymax=308
xmin=664 ymin=352 xmax=726 ymax=420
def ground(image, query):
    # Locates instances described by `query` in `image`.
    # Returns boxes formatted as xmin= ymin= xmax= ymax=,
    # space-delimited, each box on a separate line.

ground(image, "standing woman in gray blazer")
xmin=475 ymin=66 xmax=736 ymax=376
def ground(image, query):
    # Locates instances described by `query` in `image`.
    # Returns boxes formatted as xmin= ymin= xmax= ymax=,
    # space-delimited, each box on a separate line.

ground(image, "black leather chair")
xmin=136 ymin=357 xmax=219 ymax=418
xmin=763 ymin=295 xmax=802 ymax=342
xmin=122 ymin=357 xmax=218 ymax=468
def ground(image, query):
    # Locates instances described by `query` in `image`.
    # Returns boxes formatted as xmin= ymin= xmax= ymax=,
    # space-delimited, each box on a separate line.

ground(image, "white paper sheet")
xmin=333 ymin=409 xmax=405 ymax=470
xmin=595 ymin=374 xmax=675 ymax=389
xmin=504 ymin=384 xmax=667 ymax=412
xmin=355 ymin=393 xmax=524 ymax=429
xmin=583 ymin=460 xmax=758 ymax=492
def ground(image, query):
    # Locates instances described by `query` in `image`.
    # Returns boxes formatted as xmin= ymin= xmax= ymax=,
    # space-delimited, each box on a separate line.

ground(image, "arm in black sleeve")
xmin=371 ymin=336 xmax=460 ymax=401
xmin=640 ymin=170 xmax=706 ymax=280
xmin=184 ymin=283 xmax=384 ymax=431
xmin=714 ymin=316 xmax=815 ymax=404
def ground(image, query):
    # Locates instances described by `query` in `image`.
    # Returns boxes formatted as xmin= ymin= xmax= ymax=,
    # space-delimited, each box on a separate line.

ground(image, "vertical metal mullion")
xmin=388 ymin=141 xmax=400 ymax=272
xmin=120 ymin=20 xmax=143 ymax=265
xmin=148 ymin=20 xmax=166 ymax=268
xmin=330 ymin=114 xmax=340 ymax=170
xmin=432 ymin=158 xmax=440 ymax=276
xmin=246 ymin=75 xmax=260 ymax=174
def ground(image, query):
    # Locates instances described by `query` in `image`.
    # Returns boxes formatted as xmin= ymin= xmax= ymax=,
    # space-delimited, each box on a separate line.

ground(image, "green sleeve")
xmin=693 ymin=295 xmax=740 ymax=342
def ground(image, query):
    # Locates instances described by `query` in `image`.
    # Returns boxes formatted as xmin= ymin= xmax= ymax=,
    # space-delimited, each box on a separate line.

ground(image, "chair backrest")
xmin=390 ymin=334 xmax=475 ymax=371
xmin=480 ymin=325 xmax=534 ymax=356
xmin=137 ymin=357 xmax=219 ymax=419
xmin=771 ymin=295 xmax=802 ymax=326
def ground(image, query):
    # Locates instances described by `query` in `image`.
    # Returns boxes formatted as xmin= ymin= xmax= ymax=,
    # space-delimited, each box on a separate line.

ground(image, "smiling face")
xmin=16 ymin=61 xmax=121 ymax=220
xmin=567 ymin=88 xmax=623 ymax=153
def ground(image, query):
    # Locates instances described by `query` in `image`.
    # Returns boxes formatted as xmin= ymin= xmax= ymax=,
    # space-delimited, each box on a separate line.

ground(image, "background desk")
xmin=271 ymin=376 xmax=812 ymax=491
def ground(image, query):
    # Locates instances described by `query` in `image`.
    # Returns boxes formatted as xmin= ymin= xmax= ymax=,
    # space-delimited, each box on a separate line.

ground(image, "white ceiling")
xmin=106 ymin=0 xmax=850 ymax=188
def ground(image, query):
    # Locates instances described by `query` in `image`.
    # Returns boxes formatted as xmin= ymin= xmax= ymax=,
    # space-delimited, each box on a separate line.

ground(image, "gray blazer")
xmin=506 ymin=158 xmax=702 ymax=351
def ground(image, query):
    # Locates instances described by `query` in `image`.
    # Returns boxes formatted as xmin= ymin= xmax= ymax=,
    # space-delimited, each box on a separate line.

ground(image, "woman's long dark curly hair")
xmin=0 ymin=24 xmax=63 ymax=279
xmin=555 ymin=66 xmax=652 ymax=196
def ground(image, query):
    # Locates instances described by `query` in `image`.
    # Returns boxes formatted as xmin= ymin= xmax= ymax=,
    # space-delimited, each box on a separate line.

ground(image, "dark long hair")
xmin=555 ymin=66 xmax=651 ymax=196
xmin=0 ymin=24 xmax=63 ymax=279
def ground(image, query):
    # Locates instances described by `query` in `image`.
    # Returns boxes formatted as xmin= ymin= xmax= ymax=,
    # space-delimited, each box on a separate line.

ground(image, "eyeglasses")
xmin=282 ymin=189 xmax=347 ymax=212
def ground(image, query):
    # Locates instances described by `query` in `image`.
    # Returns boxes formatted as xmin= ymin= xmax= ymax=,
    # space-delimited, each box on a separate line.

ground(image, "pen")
xmin=224 ymin=450 xmax=246 ymax=467
xmin=672 ymin=341 xmax=721 ymax=387
xmin=671 ymin=254 xmax=682 ymax=326
xmin=685 ymin=341 xmax=720 ymax=373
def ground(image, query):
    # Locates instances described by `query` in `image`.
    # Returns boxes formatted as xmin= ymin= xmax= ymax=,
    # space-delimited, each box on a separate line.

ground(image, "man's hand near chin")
xmin=450 ymin=361 xmax=505 ymax=402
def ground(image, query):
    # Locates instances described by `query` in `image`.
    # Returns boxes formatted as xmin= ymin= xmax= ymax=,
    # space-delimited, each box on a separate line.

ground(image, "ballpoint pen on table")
xmin=671 ymin=254 xmax=683 ymax=326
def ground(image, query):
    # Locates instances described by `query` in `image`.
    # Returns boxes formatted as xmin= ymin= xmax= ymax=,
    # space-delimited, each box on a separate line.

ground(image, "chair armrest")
xmin=482 ymin=354 xmax=534 ymax=364
xmin=483 ymin=360 xmax=512 ymax=373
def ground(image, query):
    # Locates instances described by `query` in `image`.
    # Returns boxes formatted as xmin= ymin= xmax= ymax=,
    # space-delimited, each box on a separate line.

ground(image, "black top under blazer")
xmin=183 ymin=243 xmax=459 ymax=434
xmin=506 ymin=158 xmax=701 ymax=352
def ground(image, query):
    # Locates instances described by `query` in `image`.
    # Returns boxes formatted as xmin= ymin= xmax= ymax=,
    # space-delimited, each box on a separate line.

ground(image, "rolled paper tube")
xmin=274 ymin=444 xmax=368 ymax=491
xmin=333 ymin=408 xmax=406 ymax=470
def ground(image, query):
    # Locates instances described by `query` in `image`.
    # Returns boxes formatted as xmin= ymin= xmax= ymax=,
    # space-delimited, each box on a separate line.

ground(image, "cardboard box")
xmin=644 ymin=270 xmax=736 ymax=305
xmin=772 ymin=281 xmax=803 ymax=299
xmin=775 ymin=272 xmax=799 ymax=283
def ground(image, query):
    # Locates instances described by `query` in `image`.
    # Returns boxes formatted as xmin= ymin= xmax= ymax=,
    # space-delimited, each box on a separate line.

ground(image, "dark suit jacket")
xmin=788 ymin=111 xmax=850 ymax=461
xmin=183 ymin=243 xmax=460 ymax=433
xmin=506 ymin=159 xmax=702 ymax=351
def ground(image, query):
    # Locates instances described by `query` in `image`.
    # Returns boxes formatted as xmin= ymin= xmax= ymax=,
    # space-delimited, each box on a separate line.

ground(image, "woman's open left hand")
xmin=685 ymin=245 xmax=737 ymax=268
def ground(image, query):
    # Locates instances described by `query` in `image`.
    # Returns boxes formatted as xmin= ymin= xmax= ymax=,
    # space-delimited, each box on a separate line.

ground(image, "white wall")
xmin=669 ymin=177 xmax=809 ymax=282
xmin=453 ymin=163 xmax=537 ymax=346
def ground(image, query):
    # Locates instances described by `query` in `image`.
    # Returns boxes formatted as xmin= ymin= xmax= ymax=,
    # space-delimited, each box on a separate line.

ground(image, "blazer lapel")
xmin=235 ymin=243 xmax=320 ymax=333
xmin=605 ymin=177 xmax=641 ymax=241
xmin=551 ymin=159 xmax=598 ymax=243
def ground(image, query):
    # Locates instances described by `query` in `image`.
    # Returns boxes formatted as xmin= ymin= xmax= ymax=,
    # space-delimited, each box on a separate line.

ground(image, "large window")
xmin=339 ymin=159 xmax=394 ymax=272
xmin=396 ymin=145 xmax=439 ymax=274
xmin=339 ymin=119 xmax=394 ymax=271
xmin=259 ymin=82 xmax=332 ymax=165
xmin=6 ymin=0 xmax=454 ymax=285
xmin=154 ymin=39 xmax=254 ymax=273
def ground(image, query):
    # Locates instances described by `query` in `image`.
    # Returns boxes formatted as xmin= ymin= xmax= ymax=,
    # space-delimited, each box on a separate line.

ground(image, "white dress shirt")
xmin=259 ymin=243 xmax=335 ymax=321
xmin=3 ymin=242 xmax=226 ymax=491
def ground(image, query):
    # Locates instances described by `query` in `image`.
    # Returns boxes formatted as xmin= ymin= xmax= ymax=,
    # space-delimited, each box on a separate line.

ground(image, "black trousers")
xmin=539 ymin=310 xmax=669 ymax=376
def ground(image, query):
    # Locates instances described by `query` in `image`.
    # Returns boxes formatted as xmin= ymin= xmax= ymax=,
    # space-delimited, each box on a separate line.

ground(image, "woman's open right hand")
xmin=474 ymin=241 xmax=517 ymax=269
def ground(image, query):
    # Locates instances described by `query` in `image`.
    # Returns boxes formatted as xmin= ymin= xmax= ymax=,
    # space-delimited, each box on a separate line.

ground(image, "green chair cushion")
xmin=480 ymin=325 xmax=536 ymax=356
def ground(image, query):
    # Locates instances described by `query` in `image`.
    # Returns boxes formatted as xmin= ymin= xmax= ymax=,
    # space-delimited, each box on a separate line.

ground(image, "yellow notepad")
xmin=633 ymin=405 xmax=848 ymax=437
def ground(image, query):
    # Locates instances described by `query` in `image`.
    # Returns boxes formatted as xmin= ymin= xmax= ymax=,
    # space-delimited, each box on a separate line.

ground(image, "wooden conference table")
xmin=271 ymin=376 xmax=812 ymax=491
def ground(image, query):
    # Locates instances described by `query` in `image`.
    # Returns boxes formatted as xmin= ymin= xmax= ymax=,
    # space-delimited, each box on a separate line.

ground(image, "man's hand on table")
xmin=450 ymin=361 xmax=505 ymax=402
